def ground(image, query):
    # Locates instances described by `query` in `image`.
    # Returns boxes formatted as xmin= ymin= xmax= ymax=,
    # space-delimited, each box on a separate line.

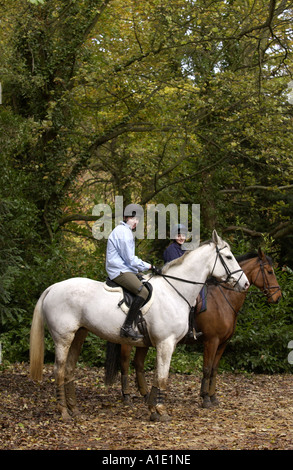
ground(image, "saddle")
xmin=104 ymin=277 xmax=153 ymax=346
xmin=104 ymin=277 xmax=153 ymax=313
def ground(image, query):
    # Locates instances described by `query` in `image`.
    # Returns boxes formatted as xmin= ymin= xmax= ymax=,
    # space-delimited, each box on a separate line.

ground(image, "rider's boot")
xmin=186 ymin=307 xmax=203 ymax=340
xmin=120 ymin=295 xmax=144 ymax=340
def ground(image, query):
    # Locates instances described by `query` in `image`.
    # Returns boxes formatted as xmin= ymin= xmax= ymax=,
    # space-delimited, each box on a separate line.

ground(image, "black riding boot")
xmin=186 ymin=307 xmax=203 ymax=340
xmin=120 ymin=295 xmax=145 ymax=340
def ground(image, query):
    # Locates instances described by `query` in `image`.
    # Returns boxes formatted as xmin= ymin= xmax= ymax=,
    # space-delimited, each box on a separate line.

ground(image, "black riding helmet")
xmin=170 ymin=223 xmax=188 ymax=239
xmin=123 ymin=203 xmax=144 ymax=220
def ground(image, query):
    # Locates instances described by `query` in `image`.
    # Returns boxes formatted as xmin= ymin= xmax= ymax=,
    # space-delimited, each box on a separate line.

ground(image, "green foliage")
xmin=79 ymin=333 xmax=107 ymax=367
xmin=0 ymin=0 xmax=293 ymax=374
xmin=79 ymin=339 xmax=203 ymax=376
xmin=223 ymin=267 xmax=293 ymax=373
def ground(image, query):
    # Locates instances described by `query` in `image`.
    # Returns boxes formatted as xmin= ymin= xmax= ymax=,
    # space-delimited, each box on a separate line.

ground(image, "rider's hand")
xmin=152 ymin=265 xmax=162 ymax=275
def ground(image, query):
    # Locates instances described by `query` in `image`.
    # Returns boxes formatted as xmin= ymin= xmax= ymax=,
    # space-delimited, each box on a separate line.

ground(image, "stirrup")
xmin=187 ymin=329 xmax=203 ymax=340
xmin=120 ymin=325 xmax=143 ymax=340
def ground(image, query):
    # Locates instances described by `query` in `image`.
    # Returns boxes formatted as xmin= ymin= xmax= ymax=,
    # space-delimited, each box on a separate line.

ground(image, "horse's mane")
xmin=162 ymin=249 xmax=273 ymax=275
xmin=236 ymin=252 xmax=273 ymax=266
xmin=161 ymin=240 xmax=212 ymax=274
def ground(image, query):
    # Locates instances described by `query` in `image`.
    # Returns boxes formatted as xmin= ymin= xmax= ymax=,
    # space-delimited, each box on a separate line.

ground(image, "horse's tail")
xmin=29 ymin=287 xmax=50 ymax=382
xmin=104 ymin=342 xmax=121 ymax=386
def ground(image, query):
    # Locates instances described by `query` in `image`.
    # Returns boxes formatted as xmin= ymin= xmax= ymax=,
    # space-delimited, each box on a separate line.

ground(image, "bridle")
xmin=155 ymin=245 xmax=245 ymax=288
xmin=251 ymin=259 xmax=281 ymax=300
xmin=215 ymin=256 xmax=281 ymax=314
xmin=152 ymin=244 xmax=246 ymax=312
xmin=212 ymin=245 xmax=245 ymax=288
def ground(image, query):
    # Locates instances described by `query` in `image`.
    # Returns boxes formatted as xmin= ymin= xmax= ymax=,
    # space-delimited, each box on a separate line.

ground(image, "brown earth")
xmin=0 ymin=363 xmax=292 ymax=451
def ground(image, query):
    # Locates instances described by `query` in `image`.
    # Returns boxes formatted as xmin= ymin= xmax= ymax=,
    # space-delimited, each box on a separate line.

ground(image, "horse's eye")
xmin=268 ymin=270 xmax=273 ymax=275
xmin=226 ymin=256 xmax=232 ymax=260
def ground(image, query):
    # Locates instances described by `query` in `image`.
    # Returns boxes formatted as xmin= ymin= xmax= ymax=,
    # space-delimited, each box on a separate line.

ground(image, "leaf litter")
xmin=0 ymin=363 xmax=292 ymax=450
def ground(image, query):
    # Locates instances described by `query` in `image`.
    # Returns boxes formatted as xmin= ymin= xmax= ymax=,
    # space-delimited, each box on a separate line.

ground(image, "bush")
xmin=223 ymin=267 xmax=293 ymax=373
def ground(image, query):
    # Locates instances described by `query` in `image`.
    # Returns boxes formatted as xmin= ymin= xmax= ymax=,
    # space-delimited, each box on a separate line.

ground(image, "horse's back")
xmin=51 ymin=276 xmax=101 ymax=289
xmin=42 ymin=277 xmax=125 ymax=341
xmin=42 ymin=277 xmax=101 ymax=323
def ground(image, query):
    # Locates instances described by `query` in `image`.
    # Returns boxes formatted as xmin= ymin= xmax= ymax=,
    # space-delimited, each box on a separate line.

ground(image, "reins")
xmin=161 ymin=275 xmax=198 ymax=313
xmin=153 ymin=244 xmax=246 ymax=314
xmin=156 ymin=272 xmax=206 ymax=286
xmin=157 ymin=245 xmax=244 ymax=288
xmin=148 ymin=270 xmax=205 ymax=314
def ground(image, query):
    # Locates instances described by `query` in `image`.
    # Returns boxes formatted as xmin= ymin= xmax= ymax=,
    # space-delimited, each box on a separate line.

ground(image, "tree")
xmin=0 ymin=0 xmax=292 ymax=358
xmin=63 ymin=0 xmax=293 ymax=260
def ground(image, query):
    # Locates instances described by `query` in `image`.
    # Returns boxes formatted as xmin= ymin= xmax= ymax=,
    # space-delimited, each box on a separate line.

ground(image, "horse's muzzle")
xmin=229 ymin=278 xmax=250 ymax=292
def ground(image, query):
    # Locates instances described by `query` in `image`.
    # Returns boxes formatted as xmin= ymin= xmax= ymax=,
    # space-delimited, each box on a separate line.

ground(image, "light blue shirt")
xmin=106 ymin=222 xmax=151 ymax=280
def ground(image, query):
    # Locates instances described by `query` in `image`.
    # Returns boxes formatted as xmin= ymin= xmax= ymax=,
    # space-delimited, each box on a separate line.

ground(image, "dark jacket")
xmin=163 ymin=241 xmax=184 ymax=264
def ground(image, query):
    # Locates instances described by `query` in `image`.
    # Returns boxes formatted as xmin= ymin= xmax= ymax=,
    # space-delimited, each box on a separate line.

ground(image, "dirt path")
xmin=0 ymin=363 xmax=292 ymax=451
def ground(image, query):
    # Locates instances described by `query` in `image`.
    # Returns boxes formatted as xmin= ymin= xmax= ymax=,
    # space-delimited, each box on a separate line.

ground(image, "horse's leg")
xmin=208 ymin=342 xmax=227 ymax=407
xmin=134 ymin=346 xmax=149 ymax=400
xmin=64 ymin=327 xmax=88 ymax=416
xmin=200 ymin=338 xmax=219 ymax=409
xmin=54 ymin=336 xmax=75 ymax=421
xmin=147 ymin=340 xmax=174 ymax=422
xmin=120 ymin=344 xmax=133 ymax=403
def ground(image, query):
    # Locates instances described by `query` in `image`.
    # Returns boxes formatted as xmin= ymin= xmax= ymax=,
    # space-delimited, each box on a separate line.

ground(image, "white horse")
xmin=30 ymin=230 xmax=249 ymax=422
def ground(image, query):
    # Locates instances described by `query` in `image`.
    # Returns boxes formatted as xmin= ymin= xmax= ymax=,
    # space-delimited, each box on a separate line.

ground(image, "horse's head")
xmin=251 ymin=248 xmax=282 ymax=303
xmin=211 ymin=230 xmax=250 ymax=292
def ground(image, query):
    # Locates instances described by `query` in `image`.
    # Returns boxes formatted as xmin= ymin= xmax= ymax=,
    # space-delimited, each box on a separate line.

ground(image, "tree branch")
xmin=223 ymin=226 xmax=264 ymax=237
xmin=219 ymin=185 xmax=293 ymax=194
xmin=224 ymin=222 xmax=293 ymax=240
xmin=238 ymin=0 xmax=277 ymax=38
xmin=58 ymin=214 xmax=99 ymax=226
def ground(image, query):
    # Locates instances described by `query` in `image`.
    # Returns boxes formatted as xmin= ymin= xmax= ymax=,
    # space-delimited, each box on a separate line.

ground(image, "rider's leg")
xmin=187 ymin=307 xmax=203 ymax=340
xmin=121 ymin=295 xmax=145 ymax=339
xmin=112 ymin=272 xmax=149 ymax=340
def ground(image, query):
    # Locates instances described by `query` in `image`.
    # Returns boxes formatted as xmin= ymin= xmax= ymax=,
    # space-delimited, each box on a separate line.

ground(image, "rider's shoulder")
xmin=111 ymin=222 xmax=131 ymax=237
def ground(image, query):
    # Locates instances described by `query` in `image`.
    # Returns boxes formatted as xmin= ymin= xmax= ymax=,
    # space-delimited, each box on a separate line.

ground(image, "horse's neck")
xmin=169 ymin=244 xmax=212 ymax=276
xmin=240 ymin=258 xmax=257 ymax=284
xmin=165 ymin=244 xmax=212 ymax=303
xmin=215 ymin=259 xmax=253 ymax=312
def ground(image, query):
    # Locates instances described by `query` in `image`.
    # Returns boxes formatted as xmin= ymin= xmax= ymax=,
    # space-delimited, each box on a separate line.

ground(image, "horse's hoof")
xmin=57 ymin=403 xmax=72 ymax=421
xmin=122 ymin=394 xmax=132 ymax=404
xmin=159 ymin=413 xmax=171 ymax=422
xmin=150 ymin=411 xmax=171 ymax=422
xmin=60 ymin=410 xmax=72 ymax=421
xmin=210 ymin=395 xmax=219 ymax=407
xmin=150 ymin=411 xmax=160 ymax=421
xmin=202 ymin=398 xmax=213 ymax=409
xmin=72 ymin=409 xmax=86 ymax=421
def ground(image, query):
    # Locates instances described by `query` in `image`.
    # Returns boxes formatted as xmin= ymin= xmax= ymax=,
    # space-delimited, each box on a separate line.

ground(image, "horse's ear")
xmin=212 ymin=229 xmax=220 ymax=244
xmin=258 ymin=247 xmax=265 ymax=259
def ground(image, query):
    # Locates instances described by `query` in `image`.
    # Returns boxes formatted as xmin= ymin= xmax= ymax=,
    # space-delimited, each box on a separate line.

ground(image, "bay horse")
xmin=105 ymin=248 xmax=281 ymax=409
xmin=29 ymin=230 xmax=249 ymax=422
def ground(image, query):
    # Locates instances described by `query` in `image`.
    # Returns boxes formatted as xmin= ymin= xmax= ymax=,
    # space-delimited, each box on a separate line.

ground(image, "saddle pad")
xmin=198 ymin=285 xmax=207 ymax=313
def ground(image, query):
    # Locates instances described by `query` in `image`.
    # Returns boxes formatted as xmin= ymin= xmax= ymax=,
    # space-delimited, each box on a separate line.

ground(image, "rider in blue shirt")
xmin=106 ymin=221 xmax=151 ymax=280
xmin=106 ymin=204 xmax=152 ymax=340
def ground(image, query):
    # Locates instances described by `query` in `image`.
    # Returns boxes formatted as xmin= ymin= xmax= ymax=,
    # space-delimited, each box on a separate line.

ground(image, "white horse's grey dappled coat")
xmin=30 ymin=230 xmax=249 ymax=422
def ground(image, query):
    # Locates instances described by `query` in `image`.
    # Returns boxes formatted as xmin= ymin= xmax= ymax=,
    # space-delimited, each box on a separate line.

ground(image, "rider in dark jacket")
xmin=163 ymin=224 xmax=202 ymax=340
xmin=163 ymin=224 xmax=187 ymax=264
